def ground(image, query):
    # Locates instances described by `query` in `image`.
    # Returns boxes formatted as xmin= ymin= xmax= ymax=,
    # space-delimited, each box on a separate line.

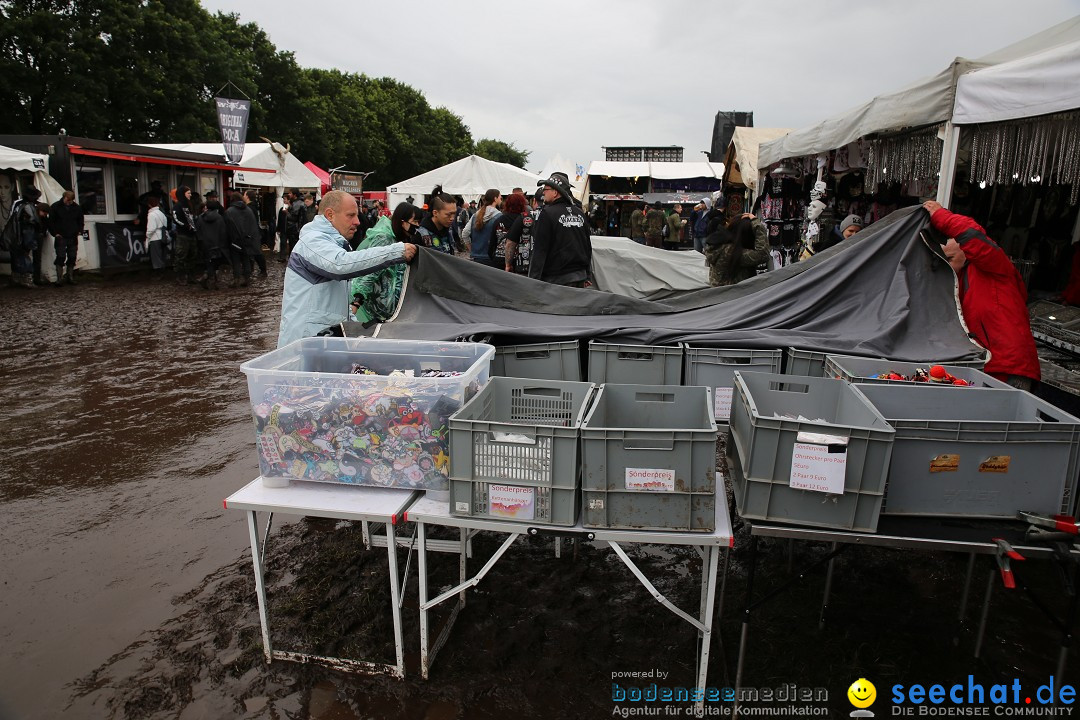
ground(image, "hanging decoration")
xmin=864 ymin=126 xmax=943 ymax=196
xmin=968 ymin=110 xmax=1080 ymax=205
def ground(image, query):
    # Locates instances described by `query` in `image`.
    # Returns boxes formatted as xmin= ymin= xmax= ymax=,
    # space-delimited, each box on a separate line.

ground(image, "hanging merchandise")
xmin=864 ymin=127 xmax=943 ymax=196
xmin=968 ymin=110 xmax=1080 ymax=205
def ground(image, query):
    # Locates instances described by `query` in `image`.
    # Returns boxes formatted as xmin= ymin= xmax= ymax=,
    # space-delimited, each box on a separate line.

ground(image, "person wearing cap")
xmin=839 ymin=214 xmax=862 ymax=239
xmin=644 ymin=201 xmax=665 ymax=248
xmin=529 ymin=172 xmax=591 ymax=287
xmin=922 ymin=200 xmax=1039 ymax=389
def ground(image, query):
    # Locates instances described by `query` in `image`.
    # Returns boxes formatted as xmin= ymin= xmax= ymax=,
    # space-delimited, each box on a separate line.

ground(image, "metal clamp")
xmin=527 ymin=526 xmax=596 ymax=541
xmin=1018 ymin=510 xmax=1080 ymax=536
xmin=993 ymin=537 xmax=1025 ymax=589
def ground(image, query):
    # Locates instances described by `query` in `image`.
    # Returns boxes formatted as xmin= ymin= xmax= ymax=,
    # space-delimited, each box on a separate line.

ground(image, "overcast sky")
xmin=202 ymin=1 xmax=1078 ymax=176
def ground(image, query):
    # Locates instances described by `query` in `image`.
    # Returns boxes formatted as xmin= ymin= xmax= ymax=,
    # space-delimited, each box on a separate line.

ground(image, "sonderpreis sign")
xmin=215 ymin=97 xmax=251 ymax=164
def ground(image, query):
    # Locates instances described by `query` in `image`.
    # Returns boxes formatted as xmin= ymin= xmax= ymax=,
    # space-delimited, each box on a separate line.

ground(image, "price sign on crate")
xmin=789 ymin=442 xmax=846 ymax=494
xmin=713 ymin=386 xmax=734 ymax=421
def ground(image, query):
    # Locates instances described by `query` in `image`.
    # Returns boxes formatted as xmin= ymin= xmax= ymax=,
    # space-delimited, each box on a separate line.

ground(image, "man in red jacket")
xmin=923 ymin=201 xmax=1040 ymax=389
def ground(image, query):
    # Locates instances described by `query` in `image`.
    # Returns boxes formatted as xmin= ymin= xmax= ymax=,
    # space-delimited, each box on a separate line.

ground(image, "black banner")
xmin=96 ymin=222 xmax=148 ymax=268
xmin=215 ymin=96 xmax=251 ymax=164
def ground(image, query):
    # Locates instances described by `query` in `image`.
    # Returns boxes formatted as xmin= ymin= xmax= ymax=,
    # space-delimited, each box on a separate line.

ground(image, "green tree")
xmin=473 ymin=138 xmax=530 ymax=168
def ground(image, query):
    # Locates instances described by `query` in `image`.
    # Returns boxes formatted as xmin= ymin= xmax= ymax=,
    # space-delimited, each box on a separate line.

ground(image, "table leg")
xmin=974 ymin=567 xmax=996 ymax=659
xmin=717 ymin=546 xmax=731 ymax=640
xmin=734 ymin=534 xmax=759 ymax=718
xmin=385 ymin=519 xmax=405 ymax=679
xmin=958 ymin=552 xmax=977 ymax=622
xmin=419 ymin=521 xmax=431 ymax=680
xmin=819 ymin=542 xmax=838 ymax=630
xmin=694 ymin=545 xmax=722 ymax=714
xmin=245 ymin=510 xmax=274 ymax=664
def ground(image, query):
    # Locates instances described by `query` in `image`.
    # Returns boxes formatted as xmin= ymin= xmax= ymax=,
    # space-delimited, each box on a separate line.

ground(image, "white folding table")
xmin=224 ymin=478 xmax=420 ymax=678
xmin=403 ymin=495 xmax=735 ymax=711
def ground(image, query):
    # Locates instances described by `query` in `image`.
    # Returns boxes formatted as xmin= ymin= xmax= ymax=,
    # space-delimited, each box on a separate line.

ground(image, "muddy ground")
xmin=0 ymin=261 xmax=1076 ymax=720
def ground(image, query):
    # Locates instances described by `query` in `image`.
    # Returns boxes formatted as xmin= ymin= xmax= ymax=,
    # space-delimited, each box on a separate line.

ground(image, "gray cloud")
xmin=202 ymin=0 xmax=1080 ymax=175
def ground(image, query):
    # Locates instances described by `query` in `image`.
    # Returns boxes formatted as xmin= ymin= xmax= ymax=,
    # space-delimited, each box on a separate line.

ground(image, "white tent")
xmin=0 ymin=144 xmax=65 ymax=204
xmin=758 ymin=16 xmax=1080 ymax=169
xmin=537 ymin=153 xmax=585 ymax=199
xmin=723 ymin=128 xmax=792 ymax=191
xmin=953 ymin=38 xmax=1080 ymax=124
xmin=386 ymin=155 xmax=542 ymax=211
xmin=137 ymin=142 xmax=322 ymax=191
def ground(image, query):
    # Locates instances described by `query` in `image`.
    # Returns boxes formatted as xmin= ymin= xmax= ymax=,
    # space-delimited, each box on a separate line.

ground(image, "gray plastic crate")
xmin=824 ymin=355 xmax=1010 ymax=389
xmin=580 ymin=384 xmax=718 ymax=532
xmin=448 ymin=377 xmax=595 ymax=526
xmin=684 ymin=347 xmax=783 ymax=424
xmin=491 ymin=340 xmax=582 ymax=381
xmin=852 ymin=384 xmax=1080 ymax=518
xmin=729 ymin=371 xmax=895 ymax=532
xmin=588 ymin=341 xmax=683 ymax=385
xmin=785 ymin=348 xmax=832 ymax=377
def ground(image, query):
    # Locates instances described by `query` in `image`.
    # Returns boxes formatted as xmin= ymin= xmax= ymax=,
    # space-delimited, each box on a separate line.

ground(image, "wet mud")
xmin=0 ymin=263 xmax=1076 ymax=720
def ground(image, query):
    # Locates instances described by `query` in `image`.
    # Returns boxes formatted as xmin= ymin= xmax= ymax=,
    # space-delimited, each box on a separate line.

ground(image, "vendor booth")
xmin=721 ymin=127 xmax=791 ymax=216
xmin=754 ymin=17 xmax=1080 ymax=275
xmin=386 ymin=155 xmax=542 ymax=212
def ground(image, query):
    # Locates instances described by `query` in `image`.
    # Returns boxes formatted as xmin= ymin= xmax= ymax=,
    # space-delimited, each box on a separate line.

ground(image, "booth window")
xmin=113 ymin=161 xmax=140 ymax=216
xmin=75 ymin=160 xmax=107 ymax=216
xmin=175 ymin=168 xmax=197 ymax=198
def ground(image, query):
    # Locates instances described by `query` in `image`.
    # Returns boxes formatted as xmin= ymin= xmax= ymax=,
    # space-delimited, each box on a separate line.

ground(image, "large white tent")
xmin=138 ymin=142 xmax=322 ymax=191
xmin=953 ymin=38 xmax=1080 ymax=124
xmin=386 ymin=155 xmax=542 ymax=211
xmin=758 ymin=17 xmax=1080 ymax=170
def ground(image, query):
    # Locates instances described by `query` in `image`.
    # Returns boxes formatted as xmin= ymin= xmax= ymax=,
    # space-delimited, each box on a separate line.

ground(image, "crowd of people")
xmin=5 ymin=185 xmax=84 ymax=288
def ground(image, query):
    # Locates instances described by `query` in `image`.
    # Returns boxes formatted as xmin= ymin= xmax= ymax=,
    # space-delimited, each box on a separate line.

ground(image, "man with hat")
xmin=204 ymin=188 xmax=219 ymax=203
xmin=529 ymin=172 xmax=591 ymax=287
xmin=644 ymin=201 xmax=665 ymax=248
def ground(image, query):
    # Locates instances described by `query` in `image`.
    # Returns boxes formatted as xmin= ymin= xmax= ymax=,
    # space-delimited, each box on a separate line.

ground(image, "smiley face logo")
xmin=848 ymin=678 xmax=876 ymax=709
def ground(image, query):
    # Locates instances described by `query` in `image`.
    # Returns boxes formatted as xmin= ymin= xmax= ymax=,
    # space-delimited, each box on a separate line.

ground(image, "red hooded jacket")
xmin=929 ymin=208 xmax=1039 ymax=382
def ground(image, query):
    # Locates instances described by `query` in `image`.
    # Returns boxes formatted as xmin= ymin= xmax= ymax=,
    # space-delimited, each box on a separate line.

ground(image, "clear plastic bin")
xmin=240 ymin=337 xmax=494 ymax=490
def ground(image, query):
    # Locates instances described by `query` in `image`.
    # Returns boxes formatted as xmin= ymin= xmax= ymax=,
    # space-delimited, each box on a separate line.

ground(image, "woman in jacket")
xmin=350 ymin=202 xmax=423 ymax=324
xmin=462 ymin=188 xmax=502 ymax=267
xmin=145 ymin=195 xmax=169 ymax=274
xmin=704 ymin=213 xmax=769 ymax=287
xmin=171 ymin=186 xmax=198 ymax=284
xmin=492 ymin=192 xmax=527 ymax=271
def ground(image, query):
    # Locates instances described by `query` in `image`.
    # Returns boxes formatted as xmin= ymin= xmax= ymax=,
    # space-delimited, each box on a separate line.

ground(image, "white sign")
xmin=488 ymin=484 xmax=535 ymax=520
xmin=713 ymin=387 xmax=734 ymax=421
xmin=789 ymin=442 xmax=847 ymax=494
xmin=625 ymin=468 xmax=676 ymax=492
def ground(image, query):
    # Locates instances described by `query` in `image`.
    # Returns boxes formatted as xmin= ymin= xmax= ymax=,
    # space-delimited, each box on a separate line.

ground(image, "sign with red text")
xmin=625 ymin=468 xmax=676 ymax=492
xmin=789 ymin=442 xmax=846 ymax=494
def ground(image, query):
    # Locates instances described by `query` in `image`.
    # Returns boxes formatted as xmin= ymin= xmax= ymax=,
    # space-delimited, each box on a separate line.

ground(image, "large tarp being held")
xmin=364 ymin=206 xmax=987 ymax=364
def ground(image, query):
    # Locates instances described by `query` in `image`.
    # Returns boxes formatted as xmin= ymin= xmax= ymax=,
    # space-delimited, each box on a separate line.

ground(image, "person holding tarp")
xmin=350 ymin=202 xmax=423 ymax=324
xmin=704 ymin=212 xmax=769 ymax=287
xmin=923 ymin=200 xmax=1039 ymax=389
xmin=278 ymin=190 xmax=417 ymax=348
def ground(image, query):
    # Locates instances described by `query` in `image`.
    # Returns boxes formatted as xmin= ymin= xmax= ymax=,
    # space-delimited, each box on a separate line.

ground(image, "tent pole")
xmin=936 ymin=122 xmax=960 ymax=205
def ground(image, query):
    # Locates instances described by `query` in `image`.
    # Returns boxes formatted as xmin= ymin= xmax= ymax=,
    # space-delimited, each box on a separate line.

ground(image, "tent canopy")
xmin=724 ymin=128 xmax=792 ymax=189
xmin=303 ymin=161 xmax=331 ymax=194
xmin=0 ymin=144 xmax=65 ymax=204
xmin=586 ymin=160 xmax=725 ymax=180
xmin=387 ymin=155 xmax=542 ymax=210
xmin=954 ymin=38 xmax=1080 ymax=124
xmin=138 ymin=142 xmax=322 ymax=190
xmin=537 ymin=153 xmax=585 ymax=199
xmin=759 ymin=16 xmax=1080 ymax=167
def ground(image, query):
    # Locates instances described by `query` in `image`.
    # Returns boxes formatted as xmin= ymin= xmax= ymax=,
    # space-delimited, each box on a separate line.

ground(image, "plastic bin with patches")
xmin=448 ymin=376 xmax=595 ymax=526
xmin=852 ymin=384 xmax=1080 ymax=518
xmin=240 ymin=337 xmax=494 ymax=491
xmin=729 ymin=371 xmax=895 ymax=532
xmin=823 ymin=355 xmax=1009 ymax=389
xmin=580 ymin=384 xmax=717 ymax=532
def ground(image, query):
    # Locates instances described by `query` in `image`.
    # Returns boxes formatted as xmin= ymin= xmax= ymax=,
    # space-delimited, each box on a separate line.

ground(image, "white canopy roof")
xmin=387 ymin=155 xmax=542 ymax=209
xmin=586 ymin=160 xmax=725 ymax=179
xmin=0 ymin=144 xmax=65 ymax=204
xmin=759 ymin=16 xmax=1080 ymax=167
xmin=954 ymin=38 xmax=1080 ymax=124
xmin=725 ymin=128 xmax=792 ymax=190
xmin=537 ymin=153 xmax=586 ymax=199
xmin=138 ymin=142 xmax=322 ymax=190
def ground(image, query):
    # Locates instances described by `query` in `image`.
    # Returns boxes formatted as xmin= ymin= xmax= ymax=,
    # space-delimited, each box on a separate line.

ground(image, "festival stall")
xmin=386 ymin=155 xmax=542 ymax=212
xmin=0 ymin=144 xmax=67 ymax=276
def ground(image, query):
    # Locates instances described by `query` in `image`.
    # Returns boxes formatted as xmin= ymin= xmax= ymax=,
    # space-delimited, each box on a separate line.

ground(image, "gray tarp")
xmin=590 ymin=237 xmax=709 ymax=301
xmin=361 ymin=206 xmax=987 ymax=364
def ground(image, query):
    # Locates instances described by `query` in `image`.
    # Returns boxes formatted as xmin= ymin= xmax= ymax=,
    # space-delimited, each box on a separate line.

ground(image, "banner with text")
xmin=96 ymin=222 xmax=148 ymax=268
xmin=215 ymin=96 xmax=251 ymax=164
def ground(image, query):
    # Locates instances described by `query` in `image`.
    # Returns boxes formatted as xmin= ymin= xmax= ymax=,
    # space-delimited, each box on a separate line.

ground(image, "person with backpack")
xmin=644 ymin=201 xmax=665 ymax=248
xmin=462 ymin=188 xmax=502 ymax=267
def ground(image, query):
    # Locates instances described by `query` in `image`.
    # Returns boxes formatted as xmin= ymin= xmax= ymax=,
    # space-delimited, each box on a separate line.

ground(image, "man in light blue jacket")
xmin=277 ymin=190 xmax=417 ymax=347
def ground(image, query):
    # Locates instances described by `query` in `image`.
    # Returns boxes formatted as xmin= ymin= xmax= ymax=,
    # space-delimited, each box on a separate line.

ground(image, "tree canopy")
xmin=0 ymin=0 xmax=525 ymax=188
